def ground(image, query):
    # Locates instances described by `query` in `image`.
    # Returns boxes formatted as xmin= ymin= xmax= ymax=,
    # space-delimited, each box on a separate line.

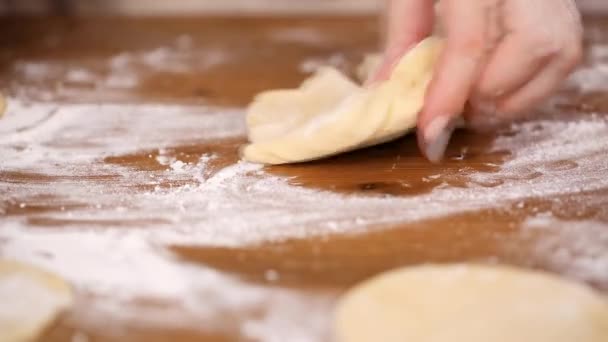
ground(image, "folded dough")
xmin=242 ymin=37 xmax=443 ymax=165
xmin=334 ymin=264 xmax=608 ymax=342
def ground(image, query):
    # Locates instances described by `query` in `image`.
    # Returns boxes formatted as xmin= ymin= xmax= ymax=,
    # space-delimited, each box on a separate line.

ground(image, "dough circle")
xmin=0 ymin=260 xmax=73 ymax=342
xmin=0 ymin=94 xmax=6 ymax=118
xmin=242 ymin=37 xmax=443 ymax=165
xmin=334 ymin=264 xmax=608 ymax=342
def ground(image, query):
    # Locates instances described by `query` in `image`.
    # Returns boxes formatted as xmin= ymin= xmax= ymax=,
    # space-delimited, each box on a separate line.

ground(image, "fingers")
xmin=370 ymin=0 xmax=434 ymax=83
xmin=469 ymin=0 xmax=583 ymax=127
xmin=475 ymin=33 xmax=553 ymax=99
xmin=497 ymin=0 xmax=583 ymax=113
xmin=469 ymin=46 xmax=581 ymax=130
xmin=497 ymin=40 xmax=583 ymax=114
xmin=418 ymin=0 xmax=495 ymax=162
xmin=475 ymin=0 xmax=556 ymax=99
xmin=376 ymin=0 xmax=582 ymax=164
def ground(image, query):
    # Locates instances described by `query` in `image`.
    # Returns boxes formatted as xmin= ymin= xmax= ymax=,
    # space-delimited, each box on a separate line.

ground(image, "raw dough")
xmin=355 ymin=53 xmax=382 ymax=83
xmin=334 ymin=264 xmax=608 ymax=342
xmin=0 ymin=94 xmax=6 ymax=118
xmin=242 ymin=37 xmax=443 ymax=165
xmin=0 ymin=260 xmax=73 ymax=342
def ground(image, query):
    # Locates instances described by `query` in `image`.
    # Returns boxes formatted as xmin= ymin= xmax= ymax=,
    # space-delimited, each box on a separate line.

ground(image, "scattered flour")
xmin=2 ymin=81 xmax=608 ymax=338
xmin=64 ymin=68 xmax=97 ymax=84
xmin=269 ymin=27 xmax=328 ymax=46
xmin=3 ymin=16 xmax=608 ymax=341
xmin=0 ymin=226 xmax=333 ymax=341
xmin=566 ymin=44 xmax=608 ymax=92
xmin=0 ymin=100 xmax=244 ymax=173
xmin=7 ymin=36 xmax=231 ymax=101
xmin=524 ymin=215 xmax=608 ymax=287
xmin=299 ymin=53 xmax=348 ymax=74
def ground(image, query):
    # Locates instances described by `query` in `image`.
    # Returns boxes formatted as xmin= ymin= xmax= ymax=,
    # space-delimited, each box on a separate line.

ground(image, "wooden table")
xmin=1 ymin=15 xmax=607 ymax=342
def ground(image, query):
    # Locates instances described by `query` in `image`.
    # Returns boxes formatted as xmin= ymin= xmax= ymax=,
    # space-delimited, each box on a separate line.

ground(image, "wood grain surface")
xmin=0 ymin=15 xmax=607 ymax=342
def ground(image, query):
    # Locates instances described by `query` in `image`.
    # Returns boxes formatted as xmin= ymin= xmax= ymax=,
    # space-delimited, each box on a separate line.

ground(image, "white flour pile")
xmin=1 ymin=94 xmax=608 ymax=339
xmin=7 ymin=35 xmax=231 ymax=102
xmin=523 ymin=215 xmax=608 ymax=287
xmin=0 ymin=225 xmax=334 ymax=341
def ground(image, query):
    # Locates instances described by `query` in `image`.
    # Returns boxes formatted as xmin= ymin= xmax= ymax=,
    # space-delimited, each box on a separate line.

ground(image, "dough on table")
xmin=242 ymin=37 xmax=443 ymax=165
xmin=334 ymin=264 xmax=608 ymax=342
xmin=355 ymin=53 xmax=382 ymax=83
xmin=0 ymin=94 xmax=6 ymax=118
xmin=0 ymin=259 xmax=73 ymax=342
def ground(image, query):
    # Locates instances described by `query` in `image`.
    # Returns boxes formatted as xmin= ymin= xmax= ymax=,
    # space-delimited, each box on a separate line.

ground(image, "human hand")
xmin=373 ymin=0 xmax=583 ymax=162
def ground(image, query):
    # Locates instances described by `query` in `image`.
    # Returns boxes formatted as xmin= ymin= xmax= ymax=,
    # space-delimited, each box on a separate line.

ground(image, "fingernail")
xmin=422 ymin=115 xmax=457 ymax=163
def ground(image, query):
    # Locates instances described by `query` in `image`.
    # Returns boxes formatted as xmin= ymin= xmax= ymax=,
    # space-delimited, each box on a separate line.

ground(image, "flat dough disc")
xmin=334 ymin=264 xmax=608 ymax=342
xmin=0 ymin=94 xmax=6 ymax=118
xmin=0 ymin=260 xmax=73 ymax=342
xmin=242 ymin=37 xmax=443 ymax=165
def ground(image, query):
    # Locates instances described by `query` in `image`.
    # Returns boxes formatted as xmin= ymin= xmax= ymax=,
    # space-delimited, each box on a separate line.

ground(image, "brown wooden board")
xmin=0 ymin=16 xmax=607 ymax=342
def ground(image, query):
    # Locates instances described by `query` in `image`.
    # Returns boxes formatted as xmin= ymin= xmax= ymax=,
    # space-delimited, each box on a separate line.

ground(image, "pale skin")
xmin=373 ymin=0 xmax=584 ymax=162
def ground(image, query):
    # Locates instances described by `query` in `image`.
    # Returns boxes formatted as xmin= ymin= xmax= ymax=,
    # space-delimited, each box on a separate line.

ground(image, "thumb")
xmin=369 ymin=0 xmax=434 ymax=84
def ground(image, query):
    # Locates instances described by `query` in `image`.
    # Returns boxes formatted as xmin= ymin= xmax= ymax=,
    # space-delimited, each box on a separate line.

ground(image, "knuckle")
xmin=475 ymin=78 xmax=497 ymax=98
xmin=449 ymin=34 xmax=486 ymax=65
xmin=458 ymin=35 xmax=486 ymax=56
xmin=476 ymin=80 xmax=503 ymax=99
xmin=496 ymin=102 xmax=526 ymax=117
xmin=525 ymin=34 xmax=561 ymax=60
xmin=498 ymin=94 xmax=544 ymax=116
xmin=562 ymin=41 xmax=584 ymax=68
